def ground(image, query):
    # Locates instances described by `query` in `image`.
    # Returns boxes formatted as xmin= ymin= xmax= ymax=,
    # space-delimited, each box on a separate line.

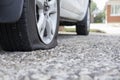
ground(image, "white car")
xmin=0 ymin=0 xmax=90 ymax=51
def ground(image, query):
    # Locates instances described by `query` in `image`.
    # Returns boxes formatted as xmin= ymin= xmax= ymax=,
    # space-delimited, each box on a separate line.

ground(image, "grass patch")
xmin=64 ymin=28 xmax=76 ymax=32
xmin=64 ymin=28 xmax=105 ymax=33
xmin=90 ymin=29 xmax=106 ymax=33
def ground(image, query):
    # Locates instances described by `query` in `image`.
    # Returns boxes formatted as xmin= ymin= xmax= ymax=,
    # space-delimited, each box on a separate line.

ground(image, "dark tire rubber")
xmin=0 ymin=0 xmax=59 ymax=51
xmin=76 ymin=6 xmax=90 ymax=35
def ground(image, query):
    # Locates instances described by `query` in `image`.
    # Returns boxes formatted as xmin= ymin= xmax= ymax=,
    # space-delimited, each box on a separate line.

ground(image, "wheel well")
xmin=0 ymin=0 xmax=24 ymax=23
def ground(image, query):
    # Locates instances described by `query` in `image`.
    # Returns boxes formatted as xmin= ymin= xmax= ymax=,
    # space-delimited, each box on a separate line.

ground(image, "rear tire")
xmin=76 ymin=6 xmax=90 ymax=35
xmin=0 ymin=0 xmax=59 ymax=51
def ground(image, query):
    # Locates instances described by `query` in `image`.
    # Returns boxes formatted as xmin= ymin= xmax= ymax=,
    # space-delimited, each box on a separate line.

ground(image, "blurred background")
xmin=59 ymin=0 xmax=120 ymax=35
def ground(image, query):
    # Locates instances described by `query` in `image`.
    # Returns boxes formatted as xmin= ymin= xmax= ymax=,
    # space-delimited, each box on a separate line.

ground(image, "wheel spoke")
xmin=37 ymin=12 xmax=46 ymax=39
xmin=48 ymin=0 xmax=56 ymax=6
xmin=36 ymin=0 xmax=45 ymax=8
xmin=87 ymin=8 xmax=90 ymax=31
xmin=48 ymin=0 xmax=57 ymax=15
xmin=40 ymin=21 xmax=46 ymax=40
xmin=46 ymin=17 xmax=54 ymax=39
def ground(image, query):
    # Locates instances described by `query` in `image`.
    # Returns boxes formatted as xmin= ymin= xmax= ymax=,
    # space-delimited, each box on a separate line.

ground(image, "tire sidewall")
xmin=25 ymin=0 xmax=60 ymax=49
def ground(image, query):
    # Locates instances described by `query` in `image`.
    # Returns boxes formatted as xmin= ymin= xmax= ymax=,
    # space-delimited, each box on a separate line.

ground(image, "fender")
xmin=0 ymin=0 xmax=24 ymax=23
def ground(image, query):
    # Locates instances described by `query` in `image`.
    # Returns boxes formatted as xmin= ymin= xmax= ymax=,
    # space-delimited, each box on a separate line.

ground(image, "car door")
xmin=60 ymin=0 xmax=89 ymax=21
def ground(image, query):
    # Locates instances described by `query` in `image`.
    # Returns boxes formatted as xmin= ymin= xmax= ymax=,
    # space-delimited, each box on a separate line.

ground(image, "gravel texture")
xmin=0 ymin=32 xmax=120 ymax=80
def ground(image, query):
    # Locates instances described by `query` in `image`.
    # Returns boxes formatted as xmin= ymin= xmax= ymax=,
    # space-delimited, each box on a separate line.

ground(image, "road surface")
xmin=0 ymin=32 xmax=120 ymax=80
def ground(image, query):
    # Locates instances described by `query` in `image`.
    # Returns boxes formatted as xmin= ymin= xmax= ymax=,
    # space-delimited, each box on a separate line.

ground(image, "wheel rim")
xmin=35 ymin=0 xmax=57 ymax=44
xmin=87 ymin=8 xmax=90 ymax=31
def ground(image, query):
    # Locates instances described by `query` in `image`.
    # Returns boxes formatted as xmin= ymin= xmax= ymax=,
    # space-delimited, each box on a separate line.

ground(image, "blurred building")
xmin=106 ymin=0 xmax=120 ymax=23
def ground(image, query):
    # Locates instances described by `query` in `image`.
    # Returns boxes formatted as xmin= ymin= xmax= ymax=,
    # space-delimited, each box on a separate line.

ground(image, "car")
xmin=0 ymin=0 xmax=90 ymax=51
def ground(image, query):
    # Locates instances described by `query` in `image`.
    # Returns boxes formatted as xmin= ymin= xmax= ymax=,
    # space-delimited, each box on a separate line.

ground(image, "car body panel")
xmin=60 ymin=0 xmax=89 ymax=21
xmin=0 ymin=0 xmax=24 ymax=23
xmin=0 ymin=0 xmax=89 ymax=23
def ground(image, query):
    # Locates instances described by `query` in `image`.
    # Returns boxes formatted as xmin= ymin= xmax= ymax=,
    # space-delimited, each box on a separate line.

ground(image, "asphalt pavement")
xmin=0 ymin=32 xmax=120 ymax=80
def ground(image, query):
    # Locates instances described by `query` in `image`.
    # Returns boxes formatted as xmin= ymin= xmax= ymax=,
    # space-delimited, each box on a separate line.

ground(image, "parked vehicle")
xmin=0 ymin=0 xmax=90 ymax=51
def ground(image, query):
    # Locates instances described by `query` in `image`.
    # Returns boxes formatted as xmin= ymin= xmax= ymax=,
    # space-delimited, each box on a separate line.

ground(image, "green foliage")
xmin=91 ymin=0 xmax=97 ymax=13
xmin=94 ymin=11 xmax=105 ymax=23
xmin=90 ymin=0 xmax=106 ymax=23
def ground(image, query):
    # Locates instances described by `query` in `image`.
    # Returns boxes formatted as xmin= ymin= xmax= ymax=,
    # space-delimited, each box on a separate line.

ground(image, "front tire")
xmin=0 ymin=0 xmax=59 ymax=51
xmin=76 ymin=6 xmax=90 ymax=35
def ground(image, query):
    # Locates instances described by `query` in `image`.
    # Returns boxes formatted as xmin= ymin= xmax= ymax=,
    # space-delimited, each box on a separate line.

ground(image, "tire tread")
xmin=0 ymin=3 xmax=31 ymax=51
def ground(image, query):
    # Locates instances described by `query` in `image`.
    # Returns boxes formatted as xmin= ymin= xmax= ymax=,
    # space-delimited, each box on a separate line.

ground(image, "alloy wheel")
xmin=35 ymin=0 xmax=58 ymax=44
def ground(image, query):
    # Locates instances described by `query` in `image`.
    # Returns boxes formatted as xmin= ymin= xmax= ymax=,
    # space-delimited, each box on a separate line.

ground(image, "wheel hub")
xmin=44 ymin=1 xmax=49 ymax=11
